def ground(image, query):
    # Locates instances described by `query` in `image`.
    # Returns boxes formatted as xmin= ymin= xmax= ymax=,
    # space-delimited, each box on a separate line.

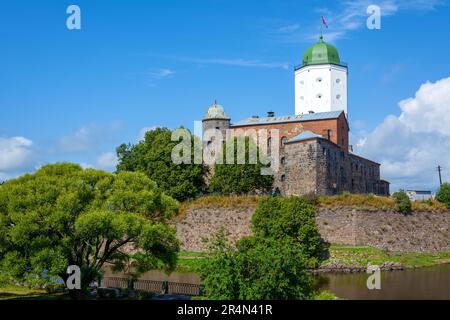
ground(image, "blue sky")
xmin=1 ymin=0 xmax=450 ymax=191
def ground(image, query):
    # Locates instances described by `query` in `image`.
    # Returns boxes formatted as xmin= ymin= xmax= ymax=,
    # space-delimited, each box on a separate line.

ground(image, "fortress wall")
xmin=174 ymin=207 xmax=450 ymax=253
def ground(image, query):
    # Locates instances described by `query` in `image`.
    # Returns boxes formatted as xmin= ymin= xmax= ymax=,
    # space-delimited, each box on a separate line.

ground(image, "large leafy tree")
xmin=209 ymin=137 xmax=274 ymax=195
xmin=199 ymin=230 xmax=313 ymax=300
xmin=436 ymin=182 xmax=450 ymax=208
xmin=0 ymin=163 xmax=179 ymax=297
xmin=116 ymin=127 xmax=206 ymax=201
xmin=199 ymin=197 xmax=327 ymax=300
xmin=252 ymin=196 xmax=327 ymax=268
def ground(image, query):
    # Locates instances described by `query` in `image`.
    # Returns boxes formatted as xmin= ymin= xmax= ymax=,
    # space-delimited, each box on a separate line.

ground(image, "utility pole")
xmin=437 ymin=165 xmax=443 ymax=187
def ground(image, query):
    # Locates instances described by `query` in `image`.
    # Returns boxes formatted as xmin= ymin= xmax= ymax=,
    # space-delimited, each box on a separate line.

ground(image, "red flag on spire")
xmin=322 ymin=16 xmax=328 ymax=28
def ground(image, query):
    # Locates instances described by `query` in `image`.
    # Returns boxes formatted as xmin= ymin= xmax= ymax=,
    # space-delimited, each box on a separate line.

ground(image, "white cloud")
xmin=96 ymin=152 xmax=118 ymax=170
xmin=147 ymin=68 xmax=176 ymax=79
xmin=276 ymin=0 xmax=445 ymax=43
xmin=170 ymin=56 xmax=289 ymax=70
xmin=354 ymin=77 xmax=450 ymax=192
xmin=79 ymin=162 xmax=94 ymax=170
xmin=59 ymin=122 xmax=121 ymax=153
xmin=0 ymin=136 xmax=34 ymax=173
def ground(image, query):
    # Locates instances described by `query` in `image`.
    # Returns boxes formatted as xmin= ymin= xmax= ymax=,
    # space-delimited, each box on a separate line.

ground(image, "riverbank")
xmin=318 ymin=245 xmax=450 ymax=273
xmin=176 ymin=245 xmax=450 ymax=274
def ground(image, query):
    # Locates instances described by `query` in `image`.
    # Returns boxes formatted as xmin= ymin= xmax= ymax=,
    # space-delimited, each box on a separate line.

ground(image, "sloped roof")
xmin=230 ymin=110 xmax=343 ymax=127
xmin=288 ymin=131 xmax=323 ymax=143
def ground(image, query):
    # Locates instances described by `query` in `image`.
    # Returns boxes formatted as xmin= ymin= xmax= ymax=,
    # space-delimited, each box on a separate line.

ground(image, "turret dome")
xmin=302 ymin=35 xmax=341 ymax=66
xmin=204 ymin=102 xmax=229 ymax=120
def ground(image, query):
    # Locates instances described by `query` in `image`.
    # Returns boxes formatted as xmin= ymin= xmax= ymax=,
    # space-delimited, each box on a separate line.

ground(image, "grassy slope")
xmin=177 ymin=246 xmax=450 ymax=273
xmin=0 ymin=285 xmax=67 ymax=300
xmin=323 ymin=245 xmax=450 ymax=267
xmin=178 ymin=194 xmax=448 ymax=215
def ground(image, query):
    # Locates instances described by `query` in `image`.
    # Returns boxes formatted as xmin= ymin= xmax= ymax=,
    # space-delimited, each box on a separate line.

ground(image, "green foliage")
xmin=199 ymin=230 xmax=313 ymax=300
xmin=436 ymin=183 xmax=450 ymax=208
xmin=314 ymin=291 xmax=340 ymax=300
xmin=0 ymin=163 xmax=180 ymax=294
xmin=208 ymin=137 xmax=274 ymax=195
xmin=199 ymin=196 xmax=327 ymax=300
xmin=252 ymin=196 xmax=327 ymax=267
xmin=392 ymin=190 xmax=412 ymax=214
xmin=116 ymin=127 xmax=206 ymax=201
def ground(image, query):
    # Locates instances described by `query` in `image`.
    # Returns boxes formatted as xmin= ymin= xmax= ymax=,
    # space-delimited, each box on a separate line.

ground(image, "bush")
xmin=252 ymin=196 xmax=327 ymax=267
xmin=199 ymin=231 xmax=314 ymax=300
xmin=392 ymin=190 xmax=412 ymax=214
xmin=436 ymin=183 xmax=450 ymax=208
xmin=45 ymin=282 xmax=66 ymax=294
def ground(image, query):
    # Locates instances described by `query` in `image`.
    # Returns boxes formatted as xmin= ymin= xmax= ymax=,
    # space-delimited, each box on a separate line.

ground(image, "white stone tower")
xmin=294 ymin=35 xmax=348 ymax=116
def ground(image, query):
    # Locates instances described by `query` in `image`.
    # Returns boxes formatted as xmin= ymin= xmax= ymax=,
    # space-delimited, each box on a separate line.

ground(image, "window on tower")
xmin=336 ymin=79 xmax=341 ymax=84
xmin=317 ymin=94 xmax=322 ymax=99
xmin=316 ymin=77 xmax=322 ymax=82
xmin=336 ymin=94 xmax=341 ymax=99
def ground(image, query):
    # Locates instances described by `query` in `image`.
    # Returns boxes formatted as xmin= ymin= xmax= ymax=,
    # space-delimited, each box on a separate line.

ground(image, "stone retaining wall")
xmin=173 ymin=207 xmax=450 ymax=253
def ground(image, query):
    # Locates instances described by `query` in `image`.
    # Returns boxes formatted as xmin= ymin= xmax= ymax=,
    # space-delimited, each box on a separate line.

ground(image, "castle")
xmin=202 ymin=35 xmax=390 ymax=196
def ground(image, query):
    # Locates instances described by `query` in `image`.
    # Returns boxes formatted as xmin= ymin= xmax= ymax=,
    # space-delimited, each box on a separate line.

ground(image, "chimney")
xmin=267 ymin=111 xmax=275 ymax=117
xmin=308 ymin=110 xmax=315 ymax=114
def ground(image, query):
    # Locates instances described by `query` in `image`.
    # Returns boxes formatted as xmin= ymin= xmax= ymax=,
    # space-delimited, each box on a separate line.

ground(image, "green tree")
xmin=0 ymin=163 xmax=179 ymax=298
xmin=392 ymin=190 xmax=412 ymax=214
xmin=252 ymin=196 xmax=327 ymax=267
xmin=436 ymin=183 xmax=450 ymax=208
xmin=116 ymin=127 xmax=206 ymax=202
xmin=209 ymin=137 xmax=274 ymax=195
xmin=199 ymin=230 xmax=313 ymax=300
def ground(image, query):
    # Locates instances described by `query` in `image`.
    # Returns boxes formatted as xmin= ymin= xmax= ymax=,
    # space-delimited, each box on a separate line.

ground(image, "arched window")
xmin=281 ymin=157 xmax=286 ymax=165
xmin=267 ymin=137 xmax=272 ymax=148
xmin=281 ymin=136 xmax=288 ymax=145
xmin=281 ymin=174 xmax=286 ymax=182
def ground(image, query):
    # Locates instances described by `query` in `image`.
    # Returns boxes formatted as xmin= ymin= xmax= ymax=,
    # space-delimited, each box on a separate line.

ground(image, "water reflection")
xmin=317 ymin=264 xmax=450 ymax=300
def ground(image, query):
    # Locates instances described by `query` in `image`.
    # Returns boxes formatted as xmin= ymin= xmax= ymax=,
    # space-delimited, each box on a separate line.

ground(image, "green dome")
xmin=302 ymin=35 xmax=341 ymax=66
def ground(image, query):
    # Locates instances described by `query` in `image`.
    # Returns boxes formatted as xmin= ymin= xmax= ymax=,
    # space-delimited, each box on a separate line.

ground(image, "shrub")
xmin=436 ymin=183 xmax=450 ymax=208
xmin=392 ymin=190 xmax=412 ymax=214
xmin=199 ymin=230 xmax=314 ymax=300
xmin=252 ymin=196 xmax=327 ymax=267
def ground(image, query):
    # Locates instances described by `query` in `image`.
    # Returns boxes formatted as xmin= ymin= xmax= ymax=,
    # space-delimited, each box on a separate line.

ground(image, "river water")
xmin=317 ymin=264 xmax=450 ymax=300
xmin=103 ymin=264 xmax=450 ymax=299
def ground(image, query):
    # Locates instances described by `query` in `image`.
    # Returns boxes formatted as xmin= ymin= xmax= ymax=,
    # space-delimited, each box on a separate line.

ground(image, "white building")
xmin=294 ymin=35 xmax=348 ymax=116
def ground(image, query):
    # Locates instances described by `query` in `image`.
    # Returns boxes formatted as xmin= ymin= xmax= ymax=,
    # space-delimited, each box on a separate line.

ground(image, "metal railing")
xmin=294 ymin=61 xmax=348 ymax=70
xmin=100 ymin=277 xmax=204 ymax=296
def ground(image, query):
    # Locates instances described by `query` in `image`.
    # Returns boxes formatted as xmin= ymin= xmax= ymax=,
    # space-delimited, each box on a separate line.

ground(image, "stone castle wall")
xmin=174 ymin=207 xmax=450 ymax=253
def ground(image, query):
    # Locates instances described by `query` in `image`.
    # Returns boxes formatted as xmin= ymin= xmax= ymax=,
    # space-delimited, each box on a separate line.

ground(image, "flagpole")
xmin=320 ymin=18 xmax=323 ymax=39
